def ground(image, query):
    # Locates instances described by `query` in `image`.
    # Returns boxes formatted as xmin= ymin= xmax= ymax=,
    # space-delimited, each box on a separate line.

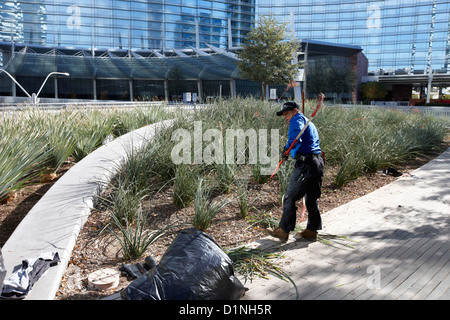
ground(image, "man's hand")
xmin=281 ymin=147 xmax=289 ymax=161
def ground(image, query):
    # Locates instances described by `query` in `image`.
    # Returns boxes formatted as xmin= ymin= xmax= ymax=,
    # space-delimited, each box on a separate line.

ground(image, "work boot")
xmin=266 ymin=227 xmax=289 ymax=242
xmin=294 ymin=229 xmax=318 ymax=241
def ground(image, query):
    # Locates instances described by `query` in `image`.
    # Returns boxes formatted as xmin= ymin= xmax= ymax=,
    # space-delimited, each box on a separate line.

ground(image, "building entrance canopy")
xmin=1 ymin=43 xmax=240 ymax=80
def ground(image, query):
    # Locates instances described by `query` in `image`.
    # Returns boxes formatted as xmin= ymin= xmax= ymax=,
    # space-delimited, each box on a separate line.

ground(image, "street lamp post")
xmin=34 ymin=72 xmax=70 ymax=105
xmin=0 ymin=69 xmax=69 ymax=105
xmin=0 ymin=68 xmax=32 ymax=98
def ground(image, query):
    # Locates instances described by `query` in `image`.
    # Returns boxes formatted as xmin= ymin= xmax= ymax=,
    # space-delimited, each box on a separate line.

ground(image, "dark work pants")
xmin=279 ymin=154 xmax=324 ymax=232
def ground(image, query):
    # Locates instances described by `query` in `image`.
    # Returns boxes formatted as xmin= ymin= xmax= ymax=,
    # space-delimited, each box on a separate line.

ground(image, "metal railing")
xmin=338 ymin=103 xmax=450 ymax=118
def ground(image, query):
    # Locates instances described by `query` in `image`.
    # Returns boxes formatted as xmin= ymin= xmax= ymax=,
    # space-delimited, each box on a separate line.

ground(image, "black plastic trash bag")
xmin=122 ymin=228 xmax=246 ymax=300
xmin=120 ymin=255 xmax=157 ymax=279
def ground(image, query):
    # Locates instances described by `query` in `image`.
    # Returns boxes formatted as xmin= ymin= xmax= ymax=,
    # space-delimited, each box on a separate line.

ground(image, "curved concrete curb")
xmin=1 ymin=119 xmax=174 ymax=300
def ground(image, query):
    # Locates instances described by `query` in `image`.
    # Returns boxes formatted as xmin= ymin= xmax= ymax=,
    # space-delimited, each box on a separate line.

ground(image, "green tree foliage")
xmin=237 ymin=15 xmax=300 ymax=100
xmin=167 ymin=64 xmax=186 ymax=100
xmin=307 ymin=58 xmax=355 ymax=99
xmin=359 ymin=81 xmax=387 ymax=102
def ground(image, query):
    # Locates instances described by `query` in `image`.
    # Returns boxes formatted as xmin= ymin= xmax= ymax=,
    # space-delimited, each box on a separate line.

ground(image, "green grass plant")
xmin=0 ymin=126 xmax=50 ymax=201
xmin=214 ymin=162 xmax=237 ymax=194
xmin=235 ymin=173 xmax=250 ymax=218
xmin=107 ymin=180 xmax=148 ymax=226
xmin=251 ymin=162 xmax=270 ymax=184
xmin=0 ymin=104 xmax=168 ymax=200
xmin=276 ymin=159 xmax=294 ymax=204
xmin=107 ymin=205 xmax=166 ymax=261
xmin=173 ymin=164 xmax=199 ymax=208
xmin=192 ymin=179 xmax=230 ymax=231
xmin=315 ymin=106 xmax=449 ymax=186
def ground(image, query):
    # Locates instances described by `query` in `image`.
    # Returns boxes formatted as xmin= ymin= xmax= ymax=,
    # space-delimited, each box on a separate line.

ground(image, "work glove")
xmin=281 ymin=147 xmax=289 ymax=161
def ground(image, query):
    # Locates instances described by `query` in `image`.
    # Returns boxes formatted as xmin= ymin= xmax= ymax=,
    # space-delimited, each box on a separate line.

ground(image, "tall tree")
xmin=167 ymin=64 xmax=186 ymax=100
xmin=237 ymin=15 xmax=301 ymax=100
xmin=307 ymin=58 xmax=356 ymax=100
xmin=359 ymin=81 xmax=387 ymax=102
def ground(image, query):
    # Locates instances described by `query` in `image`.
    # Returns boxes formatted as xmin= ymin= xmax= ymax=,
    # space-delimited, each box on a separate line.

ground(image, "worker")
xmin=267 ymin=101 xmax=324 ymax=241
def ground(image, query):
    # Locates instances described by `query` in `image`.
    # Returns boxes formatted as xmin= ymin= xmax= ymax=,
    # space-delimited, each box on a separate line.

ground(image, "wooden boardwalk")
xmin=241 ymin=148 xmax=450 ymax=300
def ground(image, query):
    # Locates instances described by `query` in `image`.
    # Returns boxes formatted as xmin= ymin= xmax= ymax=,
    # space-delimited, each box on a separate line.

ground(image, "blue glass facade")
xmin=4 ymin=0 xmax=447 ymax=102
xmin=0 ymin=0 xmax=255 ymax=50
xmin=3 ymin=0 xmax=448 ymax=75
xmin=257 ymin=0 xmax=450 ymax=74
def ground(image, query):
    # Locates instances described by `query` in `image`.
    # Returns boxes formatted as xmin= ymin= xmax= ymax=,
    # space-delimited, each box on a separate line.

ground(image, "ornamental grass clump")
xmin=108 ymin=181 xmax=148 ymax=226
xmin=314 ymin=106 xmax=449 ymax=186
xmin=214 ymin=162 xmax=237 ymax=194
xmin=173 ymin=164 xmax=199 ymax=208
xmin=235 ymin=174 xmax=250 ymax=218
xmin=107 ymin=205 xmax=166 ymax=261
xmin=276 ymin=159 xmax=294 ymax=204
xmin=0 ymin=128 xmax=50 ymax=202
xmin=192 ymin=179 xmax=230 ymax=231
xmin=71 ymin=112 xmax=116 ymax=162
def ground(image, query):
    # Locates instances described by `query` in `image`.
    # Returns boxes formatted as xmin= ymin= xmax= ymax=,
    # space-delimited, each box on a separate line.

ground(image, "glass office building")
xmin=257 ymin=0 xmax=450 ymax=75
xmin=0 ymin=0 xmax=254 ymax=50
xmin=6 ymin=1 xmax=448 ymax=102
xmin=1 ymin=0 xmax=364 ymax=102
xmin=0 ymin=0 xmax=257 ymax=101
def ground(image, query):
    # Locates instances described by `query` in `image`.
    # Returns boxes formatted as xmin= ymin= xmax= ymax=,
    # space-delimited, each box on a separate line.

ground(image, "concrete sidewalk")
xmin=240 ymin=147 xmax=450 ymax=300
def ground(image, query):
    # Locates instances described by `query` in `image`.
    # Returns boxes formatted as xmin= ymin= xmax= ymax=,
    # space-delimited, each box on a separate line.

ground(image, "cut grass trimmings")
xmin=226 ymin=246 xmax=299 ymax=299
xmin=294 ymin=226 xmax=359 ymax=249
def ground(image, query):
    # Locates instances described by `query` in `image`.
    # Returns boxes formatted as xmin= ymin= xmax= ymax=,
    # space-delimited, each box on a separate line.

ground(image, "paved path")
xmin=240 ymin=147 xmax=450 ymax=300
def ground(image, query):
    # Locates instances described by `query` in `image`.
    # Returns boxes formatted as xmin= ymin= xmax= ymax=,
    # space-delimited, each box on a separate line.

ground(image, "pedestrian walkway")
xmin=240 ymin=147 xmax=450 ymax=300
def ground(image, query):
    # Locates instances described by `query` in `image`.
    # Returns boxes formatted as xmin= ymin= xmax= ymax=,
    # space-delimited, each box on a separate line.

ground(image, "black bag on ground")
xmin=121 ymin=228 xmax=246 ymax=300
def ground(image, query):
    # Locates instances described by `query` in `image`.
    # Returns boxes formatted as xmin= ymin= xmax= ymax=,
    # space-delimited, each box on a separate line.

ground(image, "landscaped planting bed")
xmin=54 ymin=99 xmax=449 ymax=299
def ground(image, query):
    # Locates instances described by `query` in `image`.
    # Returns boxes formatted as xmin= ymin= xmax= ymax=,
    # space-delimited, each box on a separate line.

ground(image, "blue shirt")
xmin=286 ymin=113 xmax=321 ymax=158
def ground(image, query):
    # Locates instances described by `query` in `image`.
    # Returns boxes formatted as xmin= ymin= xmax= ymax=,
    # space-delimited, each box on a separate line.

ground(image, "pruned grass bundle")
xmin=226 ymin=246 xmax=298 ymax=299
xmin=294 ymin=226 xmax=358 ymax=249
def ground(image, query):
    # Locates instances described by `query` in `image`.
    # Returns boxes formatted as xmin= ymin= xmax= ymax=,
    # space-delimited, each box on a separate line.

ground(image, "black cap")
xmin=276 ymin=101 xmax=299 ymax=116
